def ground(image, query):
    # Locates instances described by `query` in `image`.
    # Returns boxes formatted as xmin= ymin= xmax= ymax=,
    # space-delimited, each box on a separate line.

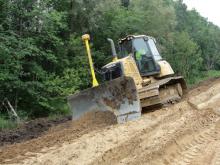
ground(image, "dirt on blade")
xmin=1 ymin=78 xmax=220 ymax=165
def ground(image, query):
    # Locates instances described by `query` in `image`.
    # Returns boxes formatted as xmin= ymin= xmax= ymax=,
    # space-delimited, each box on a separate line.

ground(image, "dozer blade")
xmin=67 ymin=77 xmax=141 ymax=124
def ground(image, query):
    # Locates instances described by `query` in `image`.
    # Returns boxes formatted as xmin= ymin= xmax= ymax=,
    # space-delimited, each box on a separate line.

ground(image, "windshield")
xmin=133 ymin=38 xmax=151 ymax=57
xmin=119 ymin=37 xmax=161 ymax=76
xmin=133 ymin=38 xmax=159 ymax=75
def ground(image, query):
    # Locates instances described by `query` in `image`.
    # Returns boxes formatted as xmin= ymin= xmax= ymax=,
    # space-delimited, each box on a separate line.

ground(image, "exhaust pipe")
xmin=107 ymin=38 xmax=118 ymax=61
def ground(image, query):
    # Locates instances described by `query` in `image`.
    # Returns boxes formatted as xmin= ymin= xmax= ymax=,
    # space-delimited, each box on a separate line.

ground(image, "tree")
xmin=164 ymin=32 xmax=203 ymax=82
xmin=1 ymin=0 xmax=220 ymax=119
xmin=174 ymin=0 xmax=220 ymax=71
xmin=121 ymin=0 xmax=130 ymax=8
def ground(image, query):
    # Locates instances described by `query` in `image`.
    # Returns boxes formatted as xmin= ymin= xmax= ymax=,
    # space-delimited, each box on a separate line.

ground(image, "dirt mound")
xmin=188 ymin=77 xmax=220 ymax=96
xmin=0 ymin=111 xmax=117 ymax=164
xmin=0 ymin=117 xmax=71 ymax=147
xmin=187 ymin=77 xmax=220 ymax=112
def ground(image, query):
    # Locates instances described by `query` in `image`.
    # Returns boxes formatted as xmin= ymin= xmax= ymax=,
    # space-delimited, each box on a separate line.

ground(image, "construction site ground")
xmin=1 ymin=78 xmax=220 ymax=165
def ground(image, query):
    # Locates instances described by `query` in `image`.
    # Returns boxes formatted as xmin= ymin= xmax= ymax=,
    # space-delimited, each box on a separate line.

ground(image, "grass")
xmin=189 ymin=70 xmax=220 ymax=86
xmin=205 ymin=70 xmax=220 ymax=78
xmin=48 ymin=113 xmax=66 ymax=120
xmin=0 ymin=116 xmax=17 ymax=131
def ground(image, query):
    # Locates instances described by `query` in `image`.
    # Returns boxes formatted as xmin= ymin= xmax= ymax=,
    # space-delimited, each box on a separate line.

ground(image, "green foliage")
xmin=188 ymin=70 xmax=220 ymax=85
xmin=164 ymin=32 xmax=203 ymax=82
xmin=174 ymin=0 xmax=220 ymax=70
xmin=1 ymin=0 xmax=220 ymax=120
xmin=207 ymin=70 xmax=220 ymax=78
xmin=0 ymin=115 xmax=17 ymax=130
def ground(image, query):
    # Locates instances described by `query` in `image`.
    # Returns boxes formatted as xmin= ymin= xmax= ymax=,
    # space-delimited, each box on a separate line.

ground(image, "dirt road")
xmin=1 ymin=78 xmax=220 ymax=165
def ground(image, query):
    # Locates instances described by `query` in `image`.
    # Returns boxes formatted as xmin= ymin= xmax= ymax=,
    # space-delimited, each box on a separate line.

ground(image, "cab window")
xmin=133 ymin=38 xmax=151 ymax=58
xmin=119 ymin=40 xmax=132 ymax=58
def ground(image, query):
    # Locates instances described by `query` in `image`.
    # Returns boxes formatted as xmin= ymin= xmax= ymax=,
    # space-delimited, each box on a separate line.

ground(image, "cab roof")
xmin=118 ymin=35 xmax=155 ymax=44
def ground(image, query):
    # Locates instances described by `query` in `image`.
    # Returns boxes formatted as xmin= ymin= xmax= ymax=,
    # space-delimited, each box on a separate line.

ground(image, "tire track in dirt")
xmin=164 ymin=120 xmax=220 ymax=165
xmin=188 ymin=120 xmax=220 ymax=165
xmin=134 ymin=111 xmax=219 ymax=165
xmin=209 ymin=121 xmax=220 ymax=165
xmin=211 ymin=145 xmax=220 ymax=165
xmin=90 ymin=105 xmax=219 ymax=165
xmin=89 ymin=102 xmax=189 ymax=165
xmin=90 ymin=107 xmax=185 ymax=164
xmin=18 ymin=104 xmax=186 ymax=165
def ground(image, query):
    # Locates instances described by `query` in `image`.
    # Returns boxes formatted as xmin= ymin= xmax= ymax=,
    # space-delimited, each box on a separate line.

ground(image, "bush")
xmin=188 ymin=70 xmax=220 ymax=85
xmin=0 ymin=116 xmax=17 ymax=130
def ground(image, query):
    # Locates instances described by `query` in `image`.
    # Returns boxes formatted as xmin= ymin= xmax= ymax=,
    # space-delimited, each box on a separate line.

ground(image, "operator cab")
xmin=119 ymin=35 xmax=161 ymax=76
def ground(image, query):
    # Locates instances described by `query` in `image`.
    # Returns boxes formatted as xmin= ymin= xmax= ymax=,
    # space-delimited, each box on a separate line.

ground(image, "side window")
xmin=119 ymin=41 xmax=132 ymax=58
xmin=148 ymin=39 xmax=162 ymax=61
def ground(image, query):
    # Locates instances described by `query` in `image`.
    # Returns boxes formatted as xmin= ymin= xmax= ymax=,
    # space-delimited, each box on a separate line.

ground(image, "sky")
xmin=183 ymin=0 xmax=220 ymax=27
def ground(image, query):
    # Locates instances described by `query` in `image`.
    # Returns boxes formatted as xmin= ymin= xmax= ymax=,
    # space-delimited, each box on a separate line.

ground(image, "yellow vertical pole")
xmin=82 ymin=34 xmax=99 ymax=87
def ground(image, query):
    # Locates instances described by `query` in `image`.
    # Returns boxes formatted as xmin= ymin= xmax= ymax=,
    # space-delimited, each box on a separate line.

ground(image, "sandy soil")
xmin=1 ymin=78 xmax=220 ymax=165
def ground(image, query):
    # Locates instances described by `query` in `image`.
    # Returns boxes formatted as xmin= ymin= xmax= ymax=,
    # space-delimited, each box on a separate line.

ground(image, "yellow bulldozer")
xmin=68 ymin=34 xmax=186 ymax=123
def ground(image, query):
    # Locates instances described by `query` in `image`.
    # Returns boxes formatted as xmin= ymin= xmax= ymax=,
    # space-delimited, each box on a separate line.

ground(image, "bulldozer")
xmin=68 ymin=34 xmax=186 ymax=124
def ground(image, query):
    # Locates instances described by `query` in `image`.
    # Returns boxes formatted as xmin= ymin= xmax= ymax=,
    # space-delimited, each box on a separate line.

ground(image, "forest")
xmin=1 ymin=0 xmax=220 ymax=126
